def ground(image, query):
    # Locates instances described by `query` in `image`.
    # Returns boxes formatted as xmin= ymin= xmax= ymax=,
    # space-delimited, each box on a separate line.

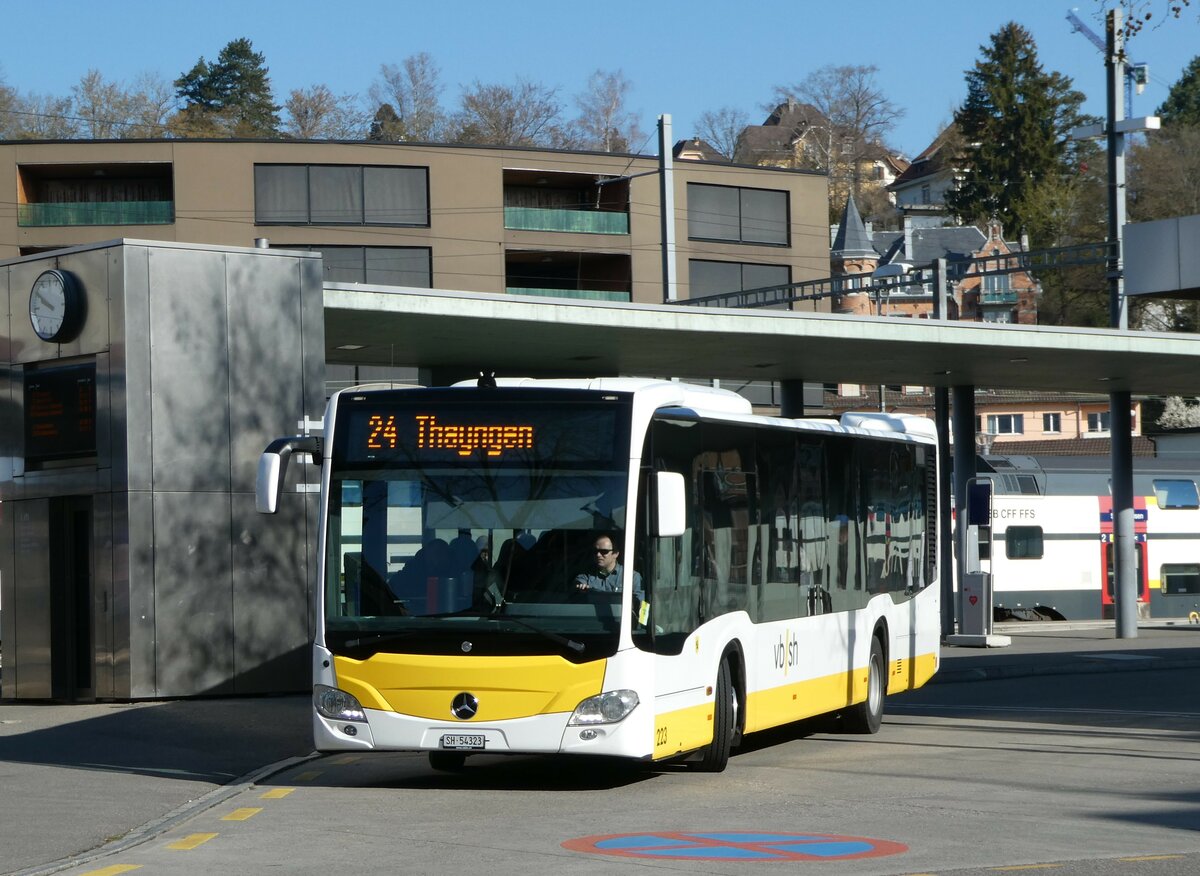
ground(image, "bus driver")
xmin=574 ymin=534 xmax=644 ymax=604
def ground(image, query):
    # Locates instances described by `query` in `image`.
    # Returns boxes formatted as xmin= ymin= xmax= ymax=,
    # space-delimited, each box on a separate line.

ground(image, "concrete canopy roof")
xmin=323 ymin=286 xmax=1200 ymax=396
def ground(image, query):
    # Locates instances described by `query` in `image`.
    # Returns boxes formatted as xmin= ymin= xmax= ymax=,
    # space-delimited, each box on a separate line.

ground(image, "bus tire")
xmin=691 ymin=659 xmax=734 ymax=772
xmin=843 ymin=635 xmax=884 ymax=734
xmin=428 ymin=751 xmax=467 ymax=772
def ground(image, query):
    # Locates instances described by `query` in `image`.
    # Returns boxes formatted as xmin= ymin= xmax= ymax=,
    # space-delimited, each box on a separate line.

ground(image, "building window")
xmin=981 ymin=310 xmax=1015 ymax=323
xmin=286 ymin=245 xmax=432 ymax=287
xmin=986 ymin=414 xmax=1024 ymax=435
xmin=687 ymin=184 xmax=788 ymax=245
xmin=1161 ymin=564 xmax=1200 ymax=595
xmin=1088 ymin=411 xmax=1110 ymax=433
xmin=254 ymin=165 xmax=429 ymax=226
xmin=689 ymin=260 xmax=790 ymax=298
xmin=920 ymin=184 xmax=930 ymax=205
xmin=1152 ymin=479 xmax=1200 ymax=509
xmin=1043 ymin=413 xmax=1061 ymax=434
xmin=1006 ymin=526 xmax=1044 ymax=559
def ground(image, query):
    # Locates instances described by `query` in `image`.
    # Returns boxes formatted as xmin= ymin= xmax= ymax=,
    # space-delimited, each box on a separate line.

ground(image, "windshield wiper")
xmin=479 ymin=582 xmax=585 ymax=654
xmin=342 ymin=630 xmax=414 ymax=652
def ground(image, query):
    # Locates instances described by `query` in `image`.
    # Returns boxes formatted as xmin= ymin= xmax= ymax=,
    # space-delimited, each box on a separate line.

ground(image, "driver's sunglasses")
xmin=594 ymin=548 xmax=614 ymax=555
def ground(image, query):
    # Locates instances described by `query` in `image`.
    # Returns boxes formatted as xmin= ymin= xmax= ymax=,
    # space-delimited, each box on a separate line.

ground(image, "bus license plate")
xmin=440 ymin=734 xmax=485 ymax=750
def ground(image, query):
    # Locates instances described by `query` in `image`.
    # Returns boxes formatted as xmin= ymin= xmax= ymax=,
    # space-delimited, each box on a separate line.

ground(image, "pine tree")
xmin=174 ymin=38 xmax=281 ymax=137
xmin=1157 ymin=55 xmax=1200 ymax=128
xmin=946 ymin=23 xmax=1087 ymax=236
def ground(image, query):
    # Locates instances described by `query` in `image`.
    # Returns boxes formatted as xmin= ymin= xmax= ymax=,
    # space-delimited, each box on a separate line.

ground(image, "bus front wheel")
xmin=690 ymin=659 xmax=734 ymax=772
xmin=843 ymin=636 xmax=884 ymax=734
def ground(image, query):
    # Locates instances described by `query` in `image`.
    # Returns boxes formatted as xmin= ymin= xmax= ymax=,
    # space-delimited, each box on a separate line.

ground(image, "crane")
xmin=1066 ymin=8 xmax=1149 ymax=109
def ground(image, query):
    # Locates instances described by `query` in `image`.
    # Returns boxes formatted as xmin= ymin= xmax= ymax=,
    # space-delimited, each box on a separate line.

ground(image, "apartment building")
xmin=1 ymin=138 xmax=830 ymax=305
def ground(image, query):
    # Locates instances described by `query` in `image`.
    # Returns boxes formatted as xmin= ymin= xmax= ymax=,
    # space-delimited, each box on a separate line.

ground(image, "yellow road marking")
xmin=79 ymin=867 xmax=143 ymax=875
xmin=990 ymin=866 xmax=1062 ymax=872
xmin=222 ymin=807 xmax=263 ymax=821
xmin=260 ymin=788 xmax=296 ymax=799
xmin=328 ymin=755 xmax=362 ymax=764
xmin=1120 ymin=856 xmax=1185 ymax=862
xmin=293 ymin=770 xmax=322 ymax=782
xmin=167 ymin=833 xmax=218 ymax=850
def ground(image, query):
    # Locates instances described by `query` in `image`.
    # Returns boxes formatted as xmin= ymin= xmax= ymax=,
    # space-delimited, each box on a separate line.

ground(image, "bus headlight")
xmin=568 ymin=690 xmax=639 ymax=725
xmin=314 ymin=684 xmax=366 ymax=723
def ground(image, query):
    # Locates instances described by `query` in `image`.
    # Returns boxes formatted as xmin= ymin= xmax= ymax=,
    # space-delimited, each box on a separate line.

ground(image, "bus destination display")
xmin=340 ymin=401 xmax=624 ymax=467
xmin=24 ymin=363 xmax=97 ymax=463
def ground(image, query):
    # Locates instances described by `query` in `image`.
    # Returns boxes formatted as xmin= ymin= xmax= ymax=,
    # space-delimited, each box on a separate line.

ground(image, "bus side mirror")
xmin=256 ymin=436 xmax=321 ymax=513
xmin=654 ymin=472 xmax=686 ymax=537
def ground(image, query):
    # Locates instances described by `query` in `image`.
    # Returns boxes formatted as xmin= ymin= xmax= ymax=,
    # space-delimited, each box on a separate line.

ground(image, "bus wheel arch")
xmin=843 ymin=622 xmax=887 ymax=735
xmin=688 ymin=643 xmax=743 ymax=772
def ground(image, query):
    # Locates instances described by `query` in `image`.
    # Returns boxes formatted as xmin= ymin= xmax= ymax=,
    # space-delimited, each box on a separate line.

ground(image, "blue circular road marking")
xmin=564 ymin=830 xmax=908 ymax=862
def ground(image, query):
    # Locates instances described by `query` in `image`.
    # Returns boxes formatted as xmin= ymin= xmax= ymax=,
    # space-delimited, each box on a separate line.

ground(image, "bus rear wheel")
xmin=690 ymin=659 xmax=734 ymax=772
xmin=843 ymin=636 xmax=884 ymax=734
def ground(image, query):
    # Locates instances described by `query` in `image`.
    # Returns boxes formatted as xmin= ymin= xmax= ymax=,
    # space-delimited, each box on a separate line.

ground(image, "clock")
xmin=29 ymin=269 xmax=83 ymax=342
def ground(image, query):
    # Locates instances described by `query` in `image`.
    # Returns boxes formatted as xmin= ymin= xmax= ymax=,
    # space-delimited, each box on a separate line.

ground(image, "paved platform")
xmin=1 ymin=622 xmax=1198 ymax=876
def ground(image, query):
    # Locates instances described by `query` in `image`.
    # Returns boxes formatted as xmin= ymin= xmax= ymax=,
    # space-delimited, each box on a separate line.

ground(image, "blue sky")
xmin=3 ymin=0 xmax=1197 ymax=157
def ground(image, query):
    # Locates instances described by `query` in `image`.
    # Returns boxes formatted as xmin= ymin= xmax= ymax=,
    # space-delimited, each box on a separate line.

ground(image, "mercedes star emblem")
xmin=451 ymin=692 xmax=479 ymax=720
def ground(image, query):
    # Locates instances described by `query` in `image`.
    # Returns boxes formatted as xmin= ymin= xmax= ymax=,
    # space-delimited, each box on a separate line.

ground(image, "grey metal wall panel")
xmin=231 ymin=492 xmax=309 ymax=693
xmin=92 ymin=492 xmax=115 ymax=700
xmin=0 ymin=502 xmax=14 ymax=696
xmin=12 ymin=499 xmax=51 ymax=698
xmin=0 ymin=354 xmax=16 ymax=497
xmin=52 ymin=247 xmax=112 ymax=362
xmin=147 ymin=248 xmax=231 ymax=493
xmin=108 ymin=492 xmax=132 ymax=699
xmin=152 ymin=490 xmax=234 ymax=697
xmin=225 ymin=253 xmax=306 ymax=494
xmin=1181 ymin=214 xmax=1200 ymax=293
xmin=1 ymin=263 xmax=10 ymax=364
xmin=122 ymin=246 xmax=152 ymax=492
xmin=125 ymin=488 xmax=156 ymax=698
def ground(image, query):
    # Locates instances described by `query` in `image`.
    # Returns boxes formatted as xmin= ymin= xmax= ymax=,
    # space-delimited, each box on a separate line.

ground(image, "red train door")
xmin=1099 ymin=496 xmax=1149 ymax=611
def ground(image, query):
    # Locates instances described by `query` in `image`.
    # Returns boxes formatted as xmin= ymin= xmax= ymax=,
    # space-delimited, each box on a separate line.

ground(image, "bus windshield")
xmin=324 ymin=391 xmax=633 ymax=660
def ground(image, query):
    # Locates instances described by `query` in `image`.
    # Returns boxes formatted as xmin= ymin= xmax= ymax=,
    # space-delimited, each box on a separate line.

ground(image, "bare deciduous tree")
xmin=773 ymin=64 xmax=903 ymax=216
xmin=573 ymin=69 xmax=643 ymax=152
xmin=450 ymin=78 xmax=565 ymax=147
xmin=72 ymin=70 xmax=132 ymax=139
xmin=695 ymin=106 xmax=749 ymax=160
xmin=15 ymin=92 xmax=79 ymax=139
xmin=369 ymin=52 xmax=445 ymax=141
xmin=284 ymin=85 xmax=366 ymax=139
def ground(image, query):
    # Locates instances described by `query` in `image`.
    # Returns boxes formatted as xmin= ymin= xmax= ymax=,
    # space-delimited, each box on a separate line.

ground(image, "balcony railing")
xmin=979 ymin=289 xmax=1018 ymax=305
xmin=18 ymin=201 xmax=175 ymax=227
xmin=506 ymin=287 xmax=631 ymax=302
xmin=504 ymin=206 xmax=629 ymax=235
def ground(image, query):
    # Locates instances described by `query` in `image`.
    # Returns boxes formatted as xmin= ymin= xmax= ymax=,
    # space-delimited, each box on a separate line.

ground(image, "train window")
xmin=1152 ymin=479 xmax=1199 ymax=510
xmin=1161 ymin=564 xmax=1200 ymax=595
xmin=1005 ymin=526 xmax=1043 ymax=559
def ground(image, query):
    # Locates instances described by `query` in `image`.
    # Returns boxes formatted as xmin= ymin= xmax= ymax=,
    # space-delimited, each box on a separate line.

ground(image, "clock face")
xmin=29 ymin=270 xmax=77 ymax=342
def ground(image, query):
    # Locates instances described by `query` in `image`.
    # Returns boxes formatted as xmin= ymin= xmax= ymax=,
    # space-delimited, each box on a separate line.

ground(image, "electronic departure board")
xmin=24 ymin=362 xmax=97 ymax=463
xmin=335 ymin=395 xmax=629 ymax=468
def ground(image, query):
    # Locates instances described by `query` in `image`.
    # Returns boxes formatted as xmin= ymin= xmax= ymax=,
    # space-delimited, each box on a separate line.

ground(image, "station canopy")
xmin=323 ymin=286 xmax=1200 ymax=397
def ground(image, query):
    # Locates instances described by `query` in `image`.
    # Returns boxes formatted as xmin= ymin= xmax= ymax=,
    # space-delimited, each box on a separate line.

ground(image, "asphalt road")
xmin=3 ymin=624 xmax=1199 ymax=876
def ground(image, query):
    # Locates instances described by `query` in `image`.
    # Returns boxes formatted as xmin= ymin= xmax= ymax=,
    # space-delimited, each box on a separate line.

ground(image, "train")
xmin=979 ymin=453 xmax=1200 ymax=621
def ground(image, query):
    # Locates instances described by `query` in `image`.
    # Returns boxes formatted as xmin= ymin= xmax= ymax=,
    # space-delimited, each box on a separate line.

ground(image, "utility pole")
xmin=658 ymin=114 xmax=677 ymax=302
xmin=1106 ymin=6 xmax=1137 ymax=638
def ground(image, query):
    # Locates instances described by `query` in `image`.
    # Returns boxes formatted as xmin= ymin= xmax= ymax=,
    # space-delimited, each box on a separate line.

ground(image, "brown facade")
xmin=0 ymin=139 xmax=829 ymax=306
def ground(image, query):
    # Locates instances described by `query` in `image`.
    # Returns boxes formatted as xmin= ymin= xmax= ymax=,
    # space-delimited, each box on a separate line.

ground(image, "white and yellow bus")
xmin=257 ymin=377 xmax=941 ymax=772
